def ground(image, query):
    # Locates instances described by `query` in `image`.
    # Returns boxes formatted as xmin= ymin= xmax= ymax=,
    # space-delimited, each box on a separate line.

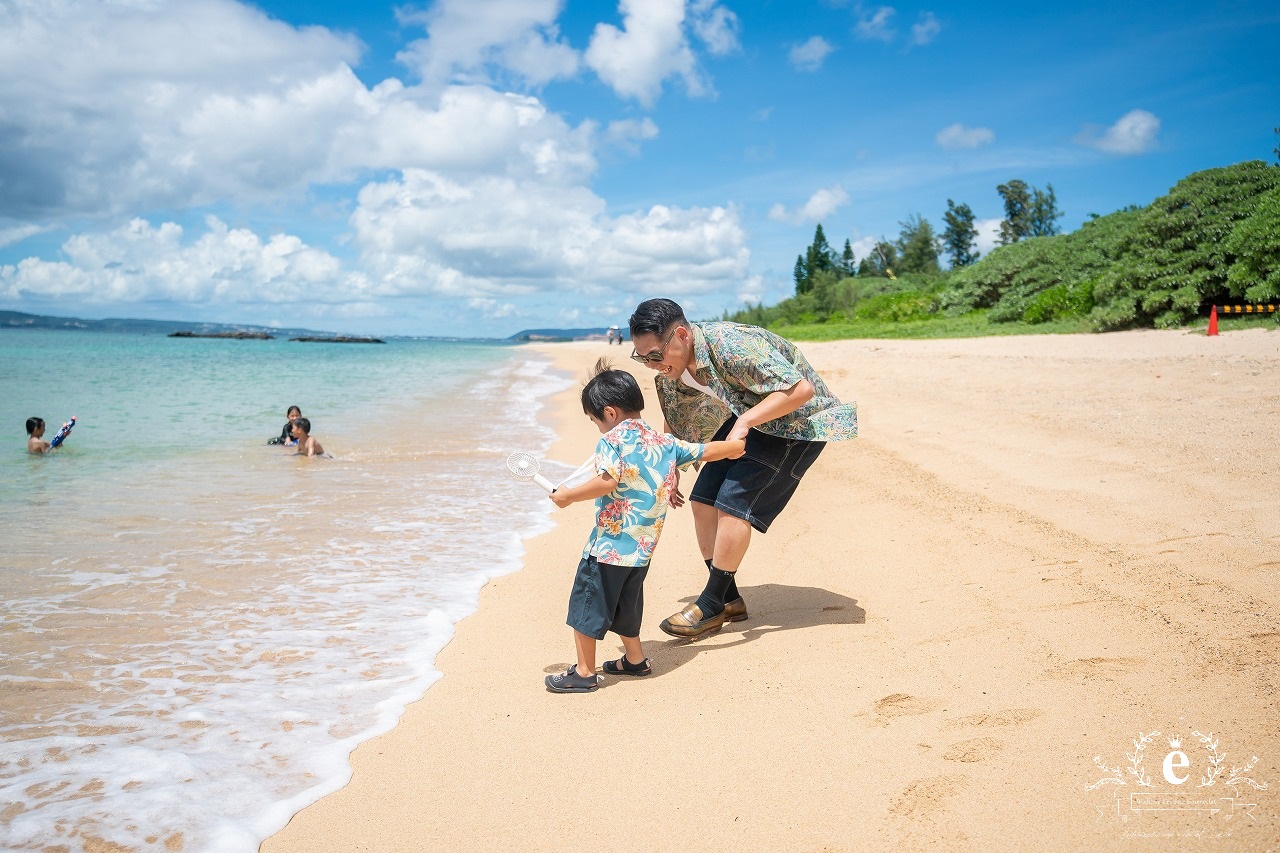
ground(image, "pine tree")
xmin=942 ymin=199 xmax=980 ymax=268
xmin=997 ymin=179 xmax=1032 ymax=244
xmin=794 ymin=255 xmax=808 ymax=295
xmin=840 ymin=239 xmax=856 ymax=276
xmin=1029 ymin=183 xmax=1063 ymax=237
xmin=806 ymin=223 xmax=835 ymax=278
xmin=896 ymin=214 xmax=941 ymax=274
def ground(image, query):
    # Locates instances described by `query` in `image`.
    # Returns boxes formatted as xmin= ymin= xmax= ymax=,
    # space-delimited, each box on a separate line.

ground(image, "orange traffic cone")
xmin=1207 ymin=305 xmax=1219 ymax=336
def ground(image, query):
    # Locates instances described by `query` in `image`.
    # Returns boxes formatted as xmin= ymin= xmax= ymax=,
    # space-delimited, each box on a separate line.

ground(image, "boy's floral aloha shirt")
xmin=655 ymin=322 xmax=858 ymax=443
xmin=583 ymin=417 xmax=705 ymax=567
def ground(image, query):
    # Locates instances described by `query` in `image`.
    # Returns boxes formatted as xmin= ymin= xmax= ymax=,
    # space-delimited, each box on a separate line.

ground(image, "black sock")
xmin=705 ymin=558 xmax=739 ymax=601
xmin=694 ymin=566 xmax=736 ymax=617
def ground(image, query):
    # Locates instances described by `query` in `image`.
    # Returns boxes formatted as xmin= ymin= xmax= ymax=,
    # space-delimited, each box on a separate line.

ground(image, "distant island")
xmin=4 ymin=308 xmax=628 ymax=343
xmin=168 ymin=330 xmax=273 ymax=340
xmin=290 ymin=336 xmax=385 ymax=344
xmin=2 ymin=309 xmax=325 ymax=338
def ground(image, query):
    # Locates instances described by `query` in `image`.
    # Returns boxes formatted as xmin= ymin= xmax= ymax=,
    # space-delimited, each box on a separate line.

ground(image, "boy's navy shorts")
xmin=689 ymin=415 xmax=825 ymax=534
xmin=566 ymin=556 xmax=648 ymax=640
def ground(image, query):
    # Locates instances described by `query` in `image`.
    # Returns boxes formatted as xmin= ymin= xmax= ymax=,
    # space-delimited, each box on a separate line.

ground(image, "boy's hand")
xmin=726 ymin=438 xmax=747 ymax=459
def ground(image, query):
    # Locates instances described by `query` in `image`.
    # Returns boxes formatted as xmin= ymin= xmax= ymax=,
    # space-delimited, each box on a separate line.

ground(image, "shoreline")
xmin=264 ymin=330 xmax=1279 ymax=851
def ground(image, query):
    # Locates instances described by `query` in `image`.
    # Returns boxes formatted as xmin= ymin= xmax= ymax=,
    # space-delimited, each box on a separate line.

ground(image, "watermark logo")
xmin=1088 ymin=729 xmax=1268 ymax=826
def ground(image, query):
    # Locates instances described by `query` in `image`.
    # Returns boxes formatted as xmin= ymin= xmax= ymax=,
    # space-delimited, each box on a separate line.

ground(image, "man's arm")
xmin=726 ymin=379 xmax=815 ymax=442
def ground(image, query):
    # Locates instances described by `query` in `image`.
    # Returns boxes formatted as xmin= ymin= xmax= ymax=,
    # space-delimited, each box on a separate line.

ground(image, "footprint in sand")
xmin=874 ymin=693 xmax=940 ymax=721
xmin=945 ymin=708 xmax=1043 ymax=730
xmin=1043 ymin=657 xmax=1143 ymax=681
xmin=889 ymin=774 xmax=969 ymax=817
xmin=943 ymin=737 xmax=1004 ymax=763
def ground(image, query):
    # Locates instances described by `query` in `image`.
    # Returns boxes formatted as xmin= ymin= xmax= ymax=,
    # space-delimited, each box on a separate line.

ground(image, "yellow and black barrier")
xmin=1215 ymin=304 xmax=1278 ymax=315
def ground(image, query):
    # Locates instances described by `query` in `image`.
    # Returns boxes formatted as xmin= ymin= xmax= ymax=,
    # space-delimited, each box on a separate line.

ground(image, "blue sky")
xmin=1 ymin=0 xmax=1275 ymax=338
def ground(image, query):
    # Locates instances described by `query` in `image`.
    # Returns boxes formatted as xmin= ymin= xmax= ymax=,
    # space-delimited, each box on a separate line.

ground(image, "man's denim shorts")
xmin=689 ymin=416 xmax=825 ymax=533
xmin=566 ymin=555 xmax=649 ymax=640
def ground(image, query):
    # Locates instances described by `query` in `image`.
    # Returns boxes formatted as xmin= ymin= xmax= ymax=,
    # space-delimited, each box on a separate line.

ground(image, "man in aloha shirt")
xmin=628 ymin=297 xmax=858 ymax=639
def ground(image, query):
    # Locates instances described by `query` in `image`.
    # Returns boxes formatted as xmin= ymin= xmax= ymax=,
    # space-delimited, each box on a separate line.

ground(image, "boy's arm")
xmin=699 ymin=438 xmax=747 ymax=463
xmin=550 ymin=473 xmax=615 ymax=508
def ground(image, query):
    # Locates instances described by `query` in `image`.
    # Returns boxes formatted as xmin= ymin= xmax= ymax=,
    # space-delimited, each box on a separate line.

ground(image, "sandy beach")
xmin=263 ymin=328 xmax=1279 ymax=852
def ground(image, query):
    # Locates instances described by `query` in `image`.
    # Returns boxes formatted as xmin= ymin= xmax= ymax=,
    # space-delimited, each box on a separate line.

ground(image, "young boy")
xmin=26 ymin=417 xmax=50 ymax=454
xmin=544 ymin=359 xmax=746 ymax=694
xmin=289 ymin=417 xmax=328 ymax=458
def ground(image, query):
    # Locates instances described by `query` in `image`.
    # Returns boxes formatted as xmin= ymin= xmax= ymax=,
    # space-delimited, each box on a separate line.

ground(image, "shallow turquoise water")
xmin=0 ymin=330 xmax=568 ymax=852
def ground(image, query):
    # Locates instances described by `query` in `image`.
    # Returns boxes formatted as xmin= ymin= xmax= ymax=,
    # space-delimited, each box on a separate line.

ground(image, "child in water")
xmin=269 ymin=406 xmax=302 ymax=445
xmin=290 ymin=418 xmax=329 ymax=458
xmin=26 ymin=417 xmax=50 ymax=454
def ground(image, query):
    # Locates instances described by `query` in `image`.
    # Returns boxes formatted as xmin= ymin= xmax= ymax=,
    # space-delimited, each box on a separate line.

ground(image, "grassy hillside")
xmin=727 ymin=160 xmax=1280 ymax=339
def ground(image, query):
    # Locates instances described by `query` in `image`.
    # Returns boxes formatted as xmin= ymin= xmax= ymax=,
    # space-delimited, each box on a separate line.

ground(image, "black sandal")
xmin=602 ymin=655 xmax=652 ymax=677
xmin=545 ymin=666 xmax=600 ymax=693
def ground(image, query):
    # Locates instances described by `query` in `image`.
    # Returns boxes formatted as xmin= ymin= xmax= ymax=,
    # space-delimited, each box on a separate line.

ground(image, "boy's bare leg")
xmin=619 ymin=634 xmax=645 ymax=665
xmin=573 ymin=630 xmax=596 ymax=678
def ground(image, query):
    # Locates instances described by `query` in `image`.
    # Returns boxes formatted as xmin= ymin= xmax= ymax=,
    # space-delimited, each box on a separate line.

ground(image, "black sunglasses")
xmin=629 ymin=327 xmax=678 ymax=364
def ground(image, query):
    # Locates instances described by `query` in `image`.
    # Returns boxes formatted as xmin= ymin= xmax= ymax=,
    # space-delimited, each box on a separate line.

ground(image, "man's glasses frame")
xmin=629 ymin=327 xmax=678 ymax=364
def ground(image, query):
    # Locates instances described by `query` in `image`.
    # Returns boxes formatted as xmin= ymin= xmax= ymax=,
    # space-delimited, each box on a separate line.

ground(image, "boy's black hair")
xmin=581 ymin=358 xmax=644 ymax=419
xmin=628 ymin=298 xmax=687 ymax=339
xmin=26 ymin=417 xmax=44 ymax=436
xmin=291 ymin=417 xmax=311 ymax=433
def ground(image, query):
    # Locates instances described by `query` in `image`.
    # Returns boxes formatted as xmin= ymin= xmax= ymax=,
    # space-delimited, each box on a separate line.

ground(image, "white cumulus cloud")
xmin=789 ymin=37 xmax=834 ymax=72
xmin=855 ymin=6 xmax=897 ymax=42
xmin=395 ymin=0 xmax=580 ymax=90
xmin=0 ymin=1 xmax=598 ymax=224
xmin=768 ymin=186 xmax=851 ymax=224
xmin=584 ymin=0 xmax=710 ymax=106
xmin=973 ymin=217 xmax=1004 ymax=259
xmin=0 ymin=216 xmax=360 ymax=306
xmin=1076 ymin=109 xmax=1161 ymax=155
xmin=911 ymin=12 xmax=941 ymax=45
xmin=936 ymin=123 xmax=995 ymax=149
xmin=689 ymin=0 xmax=741 ymax=55
xmin=350 ymin=169 xmax=748 ymax=298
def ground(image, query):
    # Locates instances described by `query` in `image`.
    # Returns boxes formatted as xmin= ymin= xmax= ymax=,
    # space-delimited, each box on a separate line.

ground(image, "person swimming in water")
xmin=268 ymin=406 xmax=301 ymax=445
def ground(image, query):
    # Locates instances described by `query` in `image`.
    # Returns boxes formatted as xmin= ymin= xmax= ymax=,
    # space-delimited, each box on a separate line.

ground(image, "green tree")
xmin=1029 ymin=183 xmax=1064 ymax=237
xmin=793 ymin=255 xmax=807 ymax=295
xmin=942 ymin=199 xmax=980 ymax=268
xmin=1092 ymin=160 xmax=1280 ymax=329
xmin=997 ymin=179 xmax=1032 ymax=245
xmin=1225 ymin=185 xmax=1280 ymax=302
xmin=806 ymin=223 xmax=835 ymax=276
xmin=840 ymin=239 xmax=856 ymax=276
xmin=896 ymin=214 xmax=941 ymax=274
xmin=1274 ymin=127 xmax=1279 ymax=164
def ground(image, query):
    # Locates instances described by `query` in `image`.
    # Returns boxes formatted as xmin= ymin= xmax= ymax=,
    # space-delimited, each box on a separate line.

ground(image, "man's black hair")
xmin=628 ymin=298 xmax=687 ymax=338
xmin=25 ymin=417 xmax=43 ymax=436
xmin=581 ymin=358 xmax=645 ymax=419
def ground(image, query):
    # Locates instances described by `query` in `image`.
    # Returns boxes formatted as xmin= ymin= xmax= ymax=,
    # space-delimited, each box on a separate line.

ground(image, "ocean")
xmin=0 ymin=330 xmax=571 ymax=852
